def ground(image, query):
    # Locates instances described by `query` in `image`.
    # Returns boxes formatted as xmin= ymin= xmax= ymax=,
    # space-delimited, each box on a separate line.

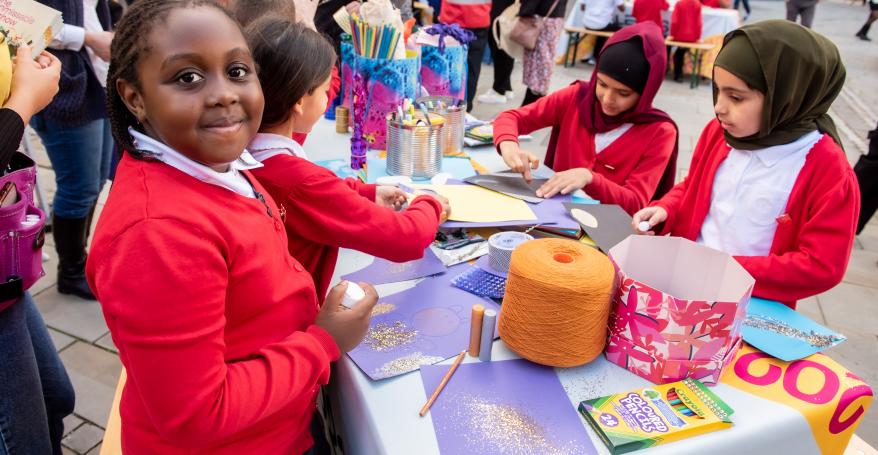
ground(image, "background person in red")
xmin=633 ymin=0 xmax=669 ymax=32
xmin=633 ymin=21 xmax=857 ymax=309
xmin=493 ymin=22 xmax=678 ymax=215
xmin=669 ymin=0 xmax=703 ymax=81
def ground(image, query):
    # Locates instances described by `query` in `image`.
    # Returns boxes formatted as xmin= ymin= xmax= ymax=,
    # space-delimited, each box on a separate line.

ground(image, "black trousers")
xmin=465 ymin=27 xmax=490 ymax=112
xmin=673 ymin=47 xmax=687 ymax=79
xmin=488 ymin=0 xmax=515 ymax=94
xmin=856 ymin=124 xmax=878 ymax=234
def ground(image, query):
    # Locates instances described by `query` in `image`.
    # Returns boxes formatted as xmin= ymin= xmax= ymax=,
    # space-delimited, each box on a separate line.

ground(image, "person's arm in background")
xmin=48 ymin=15 xmax=114 ymax=61
xmin=1 ymin=46 xmax=61 ymax=169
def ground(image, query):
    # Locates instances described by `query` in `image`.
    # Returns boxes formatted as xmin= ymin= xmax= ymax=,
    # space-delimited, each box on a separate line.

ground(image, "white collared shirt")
xmin=697 ymin=130 xmax=822 ymax=257
xmin=595 ymin=123 xmax=633 ymax=154
xmin=49 ymin=0 xmax=109 ymax=87
xmin=129 ymin=128 xmax=263 ymax=199
xmin=248 ymin=133 xmax=308 ymax=162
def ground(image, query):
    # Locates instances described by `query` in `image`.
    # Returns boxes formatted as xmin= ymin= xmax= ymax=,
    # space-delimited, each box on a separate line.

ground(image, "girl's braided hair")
xmin=106 ymin=0 xmax=241 ymax=158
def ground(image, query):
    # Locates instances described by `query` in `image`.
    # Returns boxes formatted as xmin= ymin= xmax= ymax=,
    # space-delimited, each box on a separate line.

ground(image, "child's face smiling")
xmin=118 ymin=6 xmax=263 ymax=171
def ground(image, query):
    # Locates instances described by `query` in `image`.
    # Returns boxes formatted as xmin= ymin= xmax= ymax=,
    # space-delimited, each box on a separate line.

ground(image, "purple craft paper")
xmin=347 ymin=263 xmax=499 ymax=380
xmin=439 ymin=181 xmax=579 ymax=230
xmin=341 ymin=247 xmax=446 ymax=285
xmin=419 ymin=359 xmax=597 ymax=455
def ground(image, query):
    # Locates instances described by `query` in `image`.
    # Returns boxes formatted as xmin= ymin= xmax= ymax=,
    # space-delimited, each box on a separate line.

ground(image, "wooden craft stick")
xmin=419 ymin=350 xmax=466 ymax=417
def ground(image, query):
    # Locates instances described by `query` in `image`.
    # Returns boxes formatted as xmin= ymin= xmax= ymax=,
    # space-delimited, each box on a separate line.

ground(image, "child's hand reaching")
xmin=376 ymin=185 xmax=406 ymax=210
xmin=631 ymin=206 xmax=668 ymax=235
xmin=316 ymin=281 xmax=378 ymax=353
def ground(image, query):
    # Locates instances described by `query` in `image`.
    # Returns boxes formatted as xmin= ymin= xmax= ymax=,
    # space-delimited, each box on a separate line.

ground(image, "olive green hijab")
xmin=713 ymin=20 xmax=846 ymax=151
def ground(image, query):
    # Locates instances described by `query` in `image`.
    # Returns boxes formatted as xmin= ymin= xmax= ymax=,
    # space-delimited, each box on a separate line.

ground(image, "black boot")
xmin=53 ymin=214 xmax=97 ymax=300
xmin=856 ymin=24 xmax=871 ymax=40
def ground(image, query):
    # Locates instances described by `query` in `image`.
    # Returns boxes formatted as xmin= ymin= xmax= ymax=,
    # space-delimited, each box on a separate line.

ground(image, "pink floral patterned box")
xmin=605 ymin=236 xmax=755 ymax=384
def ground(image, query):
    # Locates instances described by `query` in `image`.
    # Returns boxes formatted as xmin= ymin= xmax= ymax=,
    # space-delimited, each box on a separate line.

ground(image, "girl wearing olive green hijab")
xmin=633 ymin=20 xmax=859 ymax=309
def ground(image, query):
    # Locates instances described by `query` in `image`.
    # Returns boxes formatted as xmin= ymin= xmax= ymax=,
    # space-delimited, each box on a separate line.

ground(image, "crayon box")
xmin=578 ymin=378 xmax=734 ymax=454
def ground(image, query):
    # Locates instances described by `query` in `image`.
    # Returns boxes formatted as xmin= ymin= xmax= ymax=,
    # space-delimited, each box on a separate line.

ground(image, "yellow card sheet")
xmin=410 ymin=184 xmax=537 ymax=223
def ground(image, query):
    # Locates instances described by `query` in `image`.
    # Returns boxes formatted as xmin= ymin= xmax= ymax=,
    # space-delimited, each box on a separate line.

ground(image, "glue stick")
xmin=637 ymin=221 xmax=651 ymax=232
xmin=479 ymin=309 xmax=496 ymax=362
xmin=341 ymin=282 xmax=366 ymax=309
xmin=468 ymin=304 xmax=485 ymax=357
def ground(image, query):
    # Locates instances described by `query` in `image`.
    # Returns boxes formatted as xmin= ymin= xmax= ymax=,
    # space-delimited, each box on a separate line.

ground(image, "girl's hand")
xmin=5 ymin=46 xmax=61 ymax=124
xmin=316 ymin=281 xmax=378 ymax=353
xmin=375 ymin=185 xmax=406 ymax=210
xmin=631 ymin=206 xmax=668 ymax=235
xmin=430 ymin=193 xmax=451 ymax=223
xmin=499 ymin=141 xmax=540 ymax=182
xmin=536 ymin=168 xmax=592 ymax=198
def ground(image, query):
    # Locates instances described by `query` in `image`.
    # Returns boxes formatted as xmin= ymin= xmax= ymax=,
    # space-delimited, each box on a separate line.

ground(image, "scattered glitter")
xmin=364 ymin=321 xmax=418 ymax=351
xmin=744 ymin=315 xmax=845 ymax=348
xmin=372 ymin=352 xmax=444 ymax=379
xmin=371 ymin=302 xmax=396 ymax=316
xmin=444 ymin=393 xmax=580 ymax=455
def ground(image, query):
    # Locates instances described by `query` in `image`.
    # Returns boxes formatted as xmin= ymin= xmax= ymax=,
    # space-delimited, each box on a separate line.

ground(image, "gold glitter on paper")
xmin=364 ymin=321 xmax=418 ymax=351
xmin=371 ymin=303 xmax=397 ymax=316
xmin=372 ymin=352 xmax=444 ymax=379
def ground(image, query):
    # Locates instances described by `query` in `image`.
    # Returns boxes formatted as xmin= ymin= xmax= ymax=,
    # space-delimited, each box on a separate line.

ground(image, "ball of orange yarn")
xmin=498 ymin=238 xmax=615 ymax=368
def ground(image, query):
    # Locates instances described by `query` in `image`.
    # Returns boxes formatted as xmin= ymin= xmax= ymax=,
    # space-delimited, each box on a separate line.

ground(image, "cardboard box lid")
xmin=608 ymin=236 xmax=755 ymax=303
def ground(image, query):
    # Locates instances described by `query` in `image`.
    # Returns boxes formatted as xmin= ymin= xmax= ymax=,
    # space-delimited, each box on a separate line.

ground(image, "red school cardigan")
xmin=493 ymin=82 xmax=677 ymax=215
xmin=86 ymin=154 xmax=339 ymax=454
xmin=670 ymin=0 xmax=703 ymax=43
xmin=653 ymin=119 xmax=860 ymax=308
xmin=250 ymin=154 xmax=443 ymax=301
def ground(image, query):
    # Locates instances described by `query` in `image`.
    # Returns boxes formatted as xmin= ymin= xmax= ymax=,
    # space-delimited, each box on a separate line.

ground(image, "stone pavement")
xmin=23 ymin=1 xmax=876 ymax=453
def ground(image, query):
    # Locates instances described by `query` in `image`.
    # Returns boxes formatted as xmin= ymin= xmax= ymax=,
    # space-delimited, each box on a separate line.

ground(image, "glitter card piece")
xmin=341 ymin=247 xmax=446 ymax=285
xmin=348 ymin=264 xmax=499 ymax=380
xmin=742 ymin=297 xmax=846 ymax=361
xmin=419 ymin=359 xmax=597 ymax=455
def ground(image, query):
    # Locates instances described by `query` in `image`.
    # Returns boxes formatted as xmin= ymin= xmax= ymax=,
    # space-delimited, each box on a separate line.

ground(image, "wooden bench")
xmin=98 ymin=369 xmax=126 ymax=455
xmin=562 ymin=26 xmax=718 ymax=89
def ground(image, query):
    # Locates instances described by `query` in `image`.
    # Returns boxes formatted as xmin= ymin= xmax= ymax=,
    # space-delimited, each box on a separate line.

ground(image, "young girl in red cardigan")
xmin=86 ymin=1 xmax=377 ymax=453
xmin=493 ymin=22 xmax=678 ymax=215
xmin=633 ymin=21 xmax=859 ymax=309
xmin=245 ymin=17 xmax=451 ymax=301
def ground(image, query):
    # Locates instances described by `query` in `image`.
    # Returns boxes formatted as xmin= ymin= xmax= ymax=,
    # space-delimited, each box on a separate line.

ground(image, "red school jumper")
xmin=493 ymin=82 xmax=677 ymax=215
xmin=670 ymin=0 xmax=703 ymax=42
xmin=86 ymin=154 xmax=339 ymax=454
xmin=250 ymin=155 xmax=443 ymax=300
xmin=633 ymin=0 xmax=670 ymax=31
xmin=653 ymin=119 xmax=860 ymax=308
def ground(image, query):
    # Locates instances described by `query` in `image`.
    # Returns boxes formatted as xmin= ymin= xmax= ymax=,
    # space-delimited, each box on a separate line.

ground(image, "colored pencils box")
xmin=578 ymin=378 xmax=734 ymax=454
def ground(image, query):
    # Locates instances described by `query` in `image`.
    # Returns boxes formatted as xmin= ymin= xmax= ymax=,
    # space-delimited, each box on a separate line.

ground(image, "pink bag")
xmin=1 ymin=152 xmax=46 ymax=311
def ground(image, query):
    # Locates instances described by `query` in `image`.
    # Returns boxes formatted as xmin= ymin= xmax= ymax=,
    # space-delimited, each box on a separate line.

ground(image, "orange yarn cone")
xmin=498 ymin=238 xmax=615 ymax=367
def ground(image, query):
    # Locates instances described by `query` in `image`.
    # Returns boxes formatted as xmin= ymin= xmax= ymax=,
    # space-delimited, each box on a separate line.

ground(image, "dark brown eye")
xmin=177 ymin=71 xmax=204 ymax=85
xmin=228 ymin=65 xmax=249 ymax=80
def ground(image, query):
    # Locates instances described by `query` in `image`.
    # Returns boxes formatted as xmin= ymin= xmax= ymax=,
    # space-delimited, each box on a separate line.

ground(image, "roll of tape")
xmin=488 ymin=232 xmax=534 ymax=274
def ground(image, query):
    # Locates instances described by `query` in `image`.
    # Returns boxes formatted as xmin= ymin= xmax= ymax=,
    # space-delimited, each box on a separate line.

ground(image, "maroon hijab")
xmin=579 ymin=22 xmax=672 ymax=133
xmin=575 ymin=22 xmax=679 ymax=198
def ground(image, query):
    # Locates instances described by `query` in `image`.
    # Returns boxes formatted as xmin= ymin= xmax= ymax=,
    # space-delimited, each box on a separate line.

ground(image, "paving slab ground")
xmin=22 ymin=1 xmax=877 ymax=452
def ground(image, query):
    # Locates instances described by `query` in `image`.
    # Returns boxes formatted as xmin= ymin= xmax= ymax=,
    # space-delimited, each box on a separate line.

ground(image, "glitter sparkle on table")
xmin=371 ymin=302 xmax=397 ymax=316
xmin=744 ymin=315 xmax=845 ymax=348
xmin=373 ymin=352 xmax=445 ymax=379
xmin=364 ymin=321 xmax=418 ymax=351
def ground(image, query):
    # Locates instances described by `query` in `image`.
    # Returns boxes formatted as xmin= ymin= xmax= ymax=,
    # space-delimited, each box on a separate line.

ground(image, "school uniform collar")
xmin=248 ymin=133 xmax=308 ymax=162
xmin=733 ymin=130 xmax=822 ymax=168
xmin=129 ymin=128 xmax=262 ymax=198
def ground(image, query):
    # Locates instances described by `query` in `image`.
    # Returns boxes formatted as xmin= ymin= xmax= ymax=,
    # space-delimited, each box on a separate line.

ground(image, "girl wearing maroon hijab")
xmin=493 ymin=22 xmax=678 ymax=215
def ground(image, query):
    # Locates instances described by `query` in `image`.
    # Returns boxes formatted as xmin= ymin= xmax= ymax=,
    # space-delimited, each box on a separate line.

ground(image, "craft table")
xmin=303 ymin=119 xmax=872 ymax=454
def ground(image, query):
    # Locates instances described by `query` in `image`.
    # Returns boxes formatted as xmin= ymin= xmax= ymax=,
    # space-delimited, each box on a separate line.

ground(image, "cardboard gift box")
xmin=606 ymin=236 xmax=755 ymax=384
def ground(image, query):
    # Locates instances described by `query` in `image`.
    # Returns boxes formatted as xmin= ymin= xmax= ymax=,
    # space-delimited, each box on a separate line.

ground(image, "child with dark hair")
xmin=246 ymin=17 xmax=450 ymax=301
xmin=88 ymin=1 xmax=378 ymax=452
xmin=225 ymin=0 xmax=341 ymax=146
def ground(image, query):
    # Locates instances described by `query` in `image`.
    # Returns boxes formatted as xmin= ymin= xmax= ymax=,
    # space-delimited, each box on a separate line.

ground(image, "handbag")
xmin=494 ymin=0 xmax=525 ymax=60
xmin=508 ymin=0 xmax=562 ymax=51
xmin=0 ymin=152 xmax=47 ymax=311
